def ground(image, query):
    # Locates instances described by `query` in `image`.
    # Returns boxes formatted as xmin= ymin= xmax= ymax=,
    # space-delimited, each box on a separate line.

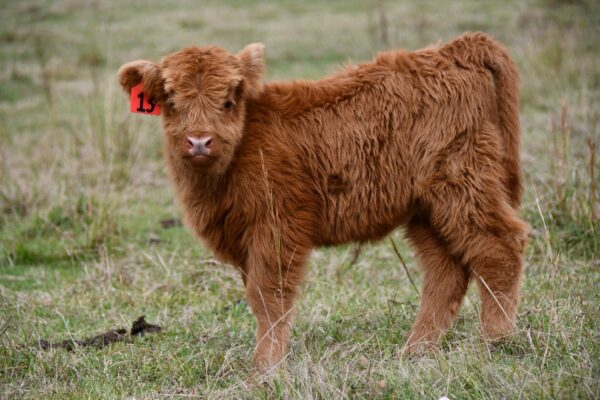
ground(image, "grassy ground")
xmin=1 ymin=0 xmax=599 ymax=398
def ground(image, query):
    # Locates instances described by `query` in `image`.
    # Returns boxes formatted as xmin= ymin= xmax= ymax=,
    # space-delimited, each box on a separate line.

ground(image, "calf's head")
xmin=118 ymin=43 xmax=265 ymax=174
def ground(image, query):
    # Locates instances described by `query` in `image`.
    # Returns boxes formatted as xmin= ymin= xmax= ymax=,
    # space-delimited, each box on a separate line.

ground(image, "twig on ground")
xmin=389 ymin=238 xmax=420 ymax=296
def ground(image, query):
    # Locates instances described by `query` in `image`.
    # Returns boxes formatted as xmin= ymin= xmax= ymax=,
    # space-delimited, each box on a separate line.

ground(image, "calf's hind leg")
xmin=428 ymin=192 xmax=528 ymax=339
xmin=403 ymin=217 xmax=471 ymax=353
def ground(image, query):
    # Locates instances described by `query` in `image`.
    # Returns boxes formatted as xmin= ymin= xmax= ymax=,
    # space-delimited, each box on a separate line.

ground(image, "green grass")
xmin=1 ymin=0 xmax=599 ymax=398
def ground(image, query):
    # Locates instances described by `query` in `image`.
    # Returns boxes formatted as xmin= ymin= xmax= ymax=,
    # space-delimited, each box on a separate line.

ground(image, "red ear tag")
xmin=130 ymin=83 xmax=161 ymax=115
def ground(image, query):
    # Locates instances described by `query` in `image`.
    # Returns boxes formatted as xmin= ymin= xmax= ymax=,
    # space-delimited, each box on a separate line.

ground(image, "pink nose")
xmin=187 ymin=136 xmax=212 ymax=156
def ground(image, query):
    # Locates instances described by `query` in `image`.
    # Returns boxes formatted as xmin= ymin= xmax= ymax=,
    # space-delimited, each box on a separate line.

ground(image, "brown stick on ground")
xmin=39 ymin=316 xmax=161 ymax=351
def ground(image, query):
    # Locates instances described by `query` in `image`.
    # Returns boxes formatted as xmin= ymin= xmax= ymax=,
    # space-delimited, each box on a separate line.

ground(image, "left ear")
xmin=236 ymin=43 xmax=265 ymax=99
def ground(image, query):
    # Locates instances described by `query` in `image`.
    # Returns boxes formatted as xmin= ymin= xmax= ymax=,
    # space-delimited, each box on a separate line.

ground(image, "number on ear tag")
xmin=130 ymin=83 xmax=161 ymax=115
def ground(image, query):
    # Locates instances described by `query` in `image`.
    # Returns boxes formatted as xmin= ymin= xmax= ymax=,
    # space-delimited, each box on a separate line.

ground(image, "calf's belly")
xmin=318 ymin=189 xmax=411 ymax=245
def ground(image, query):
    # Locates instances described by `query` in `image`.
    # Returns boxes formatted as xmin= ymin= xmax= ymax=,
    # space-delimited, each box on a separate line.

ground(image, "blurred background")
xmin=1 ymin=0 xmax=599 ymax=398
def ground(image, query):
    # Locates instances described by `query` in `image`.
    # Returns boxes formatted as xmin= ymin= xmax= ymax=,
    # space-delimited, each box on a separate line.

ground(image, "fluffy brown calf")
xmin=118 ymin=32 xmax=528 ymax=372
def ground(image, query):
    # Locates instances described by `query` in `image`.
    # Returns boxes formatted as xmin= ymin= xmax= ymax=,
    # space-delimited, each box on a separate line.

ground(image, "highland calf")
xmin=118 ymin=33 xmax=528 ymax=373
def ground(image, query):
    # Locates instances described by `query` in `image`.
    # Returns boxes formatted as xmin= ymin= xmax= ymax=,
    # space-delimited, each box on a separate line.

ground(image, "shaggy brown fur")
xmin=118 ymin=32 xmax=528 ymax=372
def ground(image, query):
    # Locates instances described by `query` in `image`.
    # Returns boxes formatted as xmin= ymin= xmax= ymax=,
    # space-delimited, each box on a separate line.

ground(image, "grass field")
xmin=1 ymin=0 xmax=599 ymax=398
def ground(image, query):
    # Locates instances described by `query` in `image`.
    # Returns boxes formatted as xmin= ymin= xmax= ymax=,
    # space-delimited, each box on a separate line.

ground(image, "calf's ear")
xmin=117 ymin=60 xmax=164 ymax=100
xmin=237 ymin=43 xmax=265 ymax=99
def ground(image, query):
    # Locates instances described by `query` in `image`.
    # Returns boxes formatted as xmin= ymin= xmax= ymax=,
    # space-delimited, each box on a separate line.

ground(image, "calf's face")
xmin=118 ymin=43 xmax=265 ymax=174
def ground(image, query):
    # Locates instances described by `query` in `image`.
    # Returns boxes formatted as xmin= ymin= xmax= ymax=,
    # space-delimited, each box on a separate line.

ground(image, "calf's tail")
xmin=449 ymin=33 xmax=523 ymax=207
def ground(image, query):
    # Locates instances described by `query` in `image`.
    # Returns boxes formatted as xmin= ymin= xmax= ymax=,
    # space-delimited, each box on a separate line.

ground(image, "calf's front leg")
xmin=244 ymin=246 xmax=306 ymax=373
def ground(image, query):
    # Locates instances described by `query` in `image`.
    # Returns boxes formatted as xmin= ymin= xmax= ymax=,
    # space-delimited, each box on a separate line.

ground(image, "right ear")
xmin=117 ymin=60 xmax=164 ymax=100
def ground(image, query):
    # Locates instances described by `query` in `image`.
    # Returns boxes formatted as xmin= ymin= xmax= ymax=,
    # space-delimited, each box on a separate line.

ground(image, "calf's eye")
xmin=224 ymin=100 xmax=233 ymax=110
